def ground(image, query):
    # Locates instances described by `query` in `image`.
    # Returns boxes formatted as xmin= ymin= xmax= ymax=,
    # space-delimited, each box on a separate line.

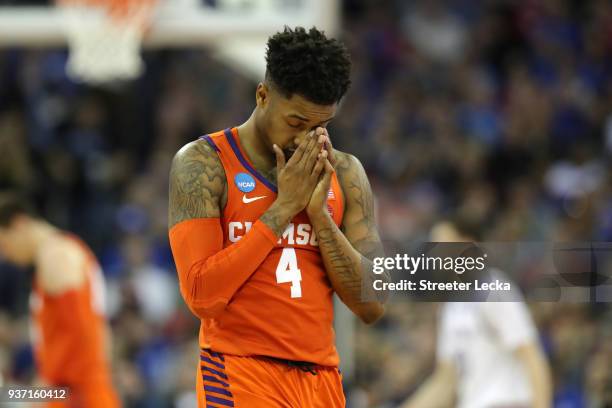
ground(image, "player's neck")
xmin=236 ymin=114 xmax=275 ymax=172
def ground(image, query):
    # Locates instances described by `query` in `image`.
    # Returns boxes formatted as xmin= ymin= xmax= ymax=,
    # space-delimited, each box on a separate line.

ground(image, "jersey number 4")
xmin=275 ymin=248 xmax=302 ymax=298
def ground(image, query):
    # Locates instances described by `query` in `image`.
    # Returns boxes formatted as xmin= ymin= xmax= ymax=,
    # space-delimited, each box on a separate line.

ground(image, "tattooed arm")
xmin=169 ymin=140 xmax=225 ymax=226
xmin=307 ymin=151 xmax=387 ymax=324
xmin=168 ymin=140 xmax=294 ymax=317
xmin=169 ymin=140 xmax=292 ymax=234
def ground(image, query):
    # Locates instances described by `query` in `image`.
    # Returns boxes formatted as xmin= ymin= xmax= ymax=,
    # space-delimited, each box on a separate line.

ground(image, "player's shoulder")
xmin=37 ymin=234 xmax=87 ymax=295
xmin=169 ymin=138 xmax=227 ymax=226
xmin=172 ymin=138 xmax=222 ymax=169
xmin=170 ymin=138 xmax=226 ymax=188
xmin=333 ymin=149 xmax=368 ymax=186
xmin=334 ymin=149 xmax=360 ymax=168
xmin=334 ymin=149 xmax=363 ymax=172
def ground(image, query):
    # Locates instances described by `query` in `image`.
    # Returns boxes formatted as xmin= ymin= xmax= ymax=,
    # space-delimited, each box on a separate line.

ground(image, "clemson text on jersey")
xmin=229 ymin=222 xmax=318 ymax=246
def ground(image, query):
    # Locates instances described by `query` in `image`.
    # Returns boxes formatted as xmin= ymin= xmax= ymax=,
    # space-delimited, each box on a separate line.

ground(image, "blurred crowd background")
xmin=0 ymin=0 xmax=611 ymax=407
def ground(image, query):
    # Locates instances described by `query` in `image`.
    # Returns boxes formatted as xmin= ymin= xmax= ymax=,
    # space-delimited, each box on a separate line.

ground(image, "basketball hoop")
xmin=57 ymin=0 xmax=157 ymax=84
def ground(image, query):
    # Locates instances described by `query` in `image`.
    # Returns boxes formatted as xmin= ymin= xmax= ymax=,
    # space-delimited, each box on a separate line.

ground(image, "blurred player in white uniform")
xmin=402 ymin=217 xmax=552 ymax=408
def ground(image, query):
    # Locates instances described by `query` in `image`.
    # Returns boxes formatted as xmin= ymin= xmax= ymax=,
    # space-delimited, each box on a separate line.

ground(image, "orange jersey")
xmin=30 ymin=234 xmax=119 ymax=406
xmin=198 ymin=127 xmax=345 ymax=366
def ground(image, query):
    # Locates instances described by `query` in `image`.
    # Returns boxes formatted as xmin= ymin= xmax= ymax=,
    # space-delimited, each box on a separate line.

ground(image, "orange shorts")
xmin=196 ymin=348 xmax=345 ymax=408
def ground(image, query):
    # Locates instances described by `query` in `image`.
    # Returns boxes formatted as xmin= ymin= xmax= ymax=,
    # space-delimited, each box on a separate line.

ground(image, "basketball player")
xmin=401 ymin=217 xmax=552 ymax=408
xmin=168 ymin=26 xmax=386 ymax=407
xmin=0 ymin=193 xmax=120 ymax=408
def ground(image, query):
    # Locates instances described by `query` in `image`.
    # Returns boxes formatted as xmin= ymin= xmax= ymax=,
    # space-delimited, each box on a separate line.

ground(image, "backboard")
xmin=0 ymin=0 xmax=340 ymax=79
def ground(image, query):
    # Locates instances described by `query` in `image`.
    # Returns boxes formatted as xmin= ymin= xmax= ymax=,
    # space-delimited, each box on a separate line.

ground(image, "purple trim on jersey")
xmin=200 ymin=134 xmax=220 ymax=152
xmin=202 ymin=366 xmax=228 ymax=380
xmin=200 ymin=355 xmax=225 ymax=370
xmin=205 ymin=395 xmax=234 ymax=407
xmin=224 ymin=128 xmax=278 ymax=193
xmin=204 ymin=385 xmax=233 ymax=398
xmin=203 ymin=375 xmax=229 ymax=387
xmin=203 ymin=348 xmax=225 ymax=362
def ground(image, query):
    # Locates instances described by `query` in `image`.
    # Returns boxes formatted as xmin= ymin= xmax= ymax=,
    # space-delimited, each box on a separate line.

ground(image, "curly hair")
xmin=265 ymin=26 xmax=352 ymax=105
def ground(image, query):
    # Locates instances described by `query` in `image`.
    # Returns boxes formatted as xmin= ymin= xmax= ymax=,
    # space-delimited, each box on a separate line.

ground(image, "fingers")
xmin=316 ymin=157 xmax=334 ymax=193
xmin=289 ymin=130 xmax=315 ymax=164
xmin=273 ymin=144 xmax=286 ymax=170
xmin=297 ymin=131 xmax=318 ymax=165
xmin=324 ymin=136 xmax=335 ymax=166
xmin=311 ymin=149 xmax=328 ymax=178
xmin=323 ymin=157 xmax=334 ymax=174
xmin=301 ymin=132 xmax=326 ymax=172
xmin=311 ymin=151 xmax=334 ymax=182
xmin=315 ymin=127 xmax=335 ymax=166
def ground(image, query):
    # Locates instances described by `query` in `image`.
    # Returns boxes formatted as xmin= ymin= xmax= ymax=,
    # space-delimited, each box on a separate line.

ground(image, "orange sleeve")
xmin=169 ymin=218 xmax=277 ymax=318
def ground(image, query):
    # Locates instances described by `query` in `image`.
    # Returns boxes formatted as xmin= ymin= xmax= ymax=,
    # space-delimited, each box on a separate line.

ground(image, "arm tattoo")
xmin=317 ymin=226 xmax=362 ymax=297
xmin=318 ymin=225 xmax=390 ymax=303
xmin=315 ymin=153 xmax=389 ymax=303
xmin=168 ymin=141 xmax=226 ymax=228
xmin=336 ymin=153 xmax=384 ymax=259
xmin=260 ymin=210 xmax=289 ymax=237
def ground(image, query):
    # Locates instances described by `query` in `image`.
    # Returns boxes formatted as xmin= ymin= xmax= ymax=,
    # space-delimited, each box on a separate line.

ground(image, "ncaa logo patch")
xmin=234 ymin=172 xmax=256 ymax=193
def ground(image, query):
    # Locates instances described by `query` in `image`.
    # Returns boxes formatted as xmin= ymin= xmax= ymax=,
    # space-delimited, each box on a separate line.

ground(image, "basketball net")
xmin=57 ymin=0 xmax=156 ymax=84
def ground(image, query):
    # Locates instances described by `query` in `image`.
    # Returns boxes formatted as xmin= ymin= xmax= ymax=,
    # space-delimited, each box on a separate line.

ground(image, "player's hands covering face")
xmin=273 ymin=130 xmax=328 ymax=215
xmin=306 ymin=127 xmax=335 ymax=218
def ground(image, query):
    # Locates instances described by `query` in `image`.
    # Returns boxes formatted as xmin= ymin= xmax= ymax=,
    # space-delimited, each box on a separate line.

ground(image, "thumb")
xmin=324 ymin=136 xmax=336 ymax=167
xmin=273 ymin=144 xmax=286 ymax=171
xmin=321 ymin=158 xmax=334 ymax=188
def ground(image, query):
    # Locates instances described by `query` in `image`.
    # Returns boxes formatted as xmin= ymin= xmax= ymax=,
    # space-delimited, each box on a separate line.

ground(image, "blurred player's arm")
xmin=515 ymin=343 xmax=553 ymax=408
xmin=482 ymin=302 xmax=552 ymax=408
xmin=401 ymin=304 xmax=456 ymax=408
xmin=169 ymin=136 xmax=324 ymax=318
xmin=399 ymin=360 xmax=456 ymax=408
xmin=307 ymin=151 xmax=387 ymax=324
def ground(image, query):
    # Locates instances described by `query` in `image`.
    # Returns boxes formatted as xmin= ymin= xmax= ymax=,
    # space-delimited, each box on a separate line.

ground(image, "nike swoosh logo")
xmin=242 ymin=194 xmax=266 ymax=204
